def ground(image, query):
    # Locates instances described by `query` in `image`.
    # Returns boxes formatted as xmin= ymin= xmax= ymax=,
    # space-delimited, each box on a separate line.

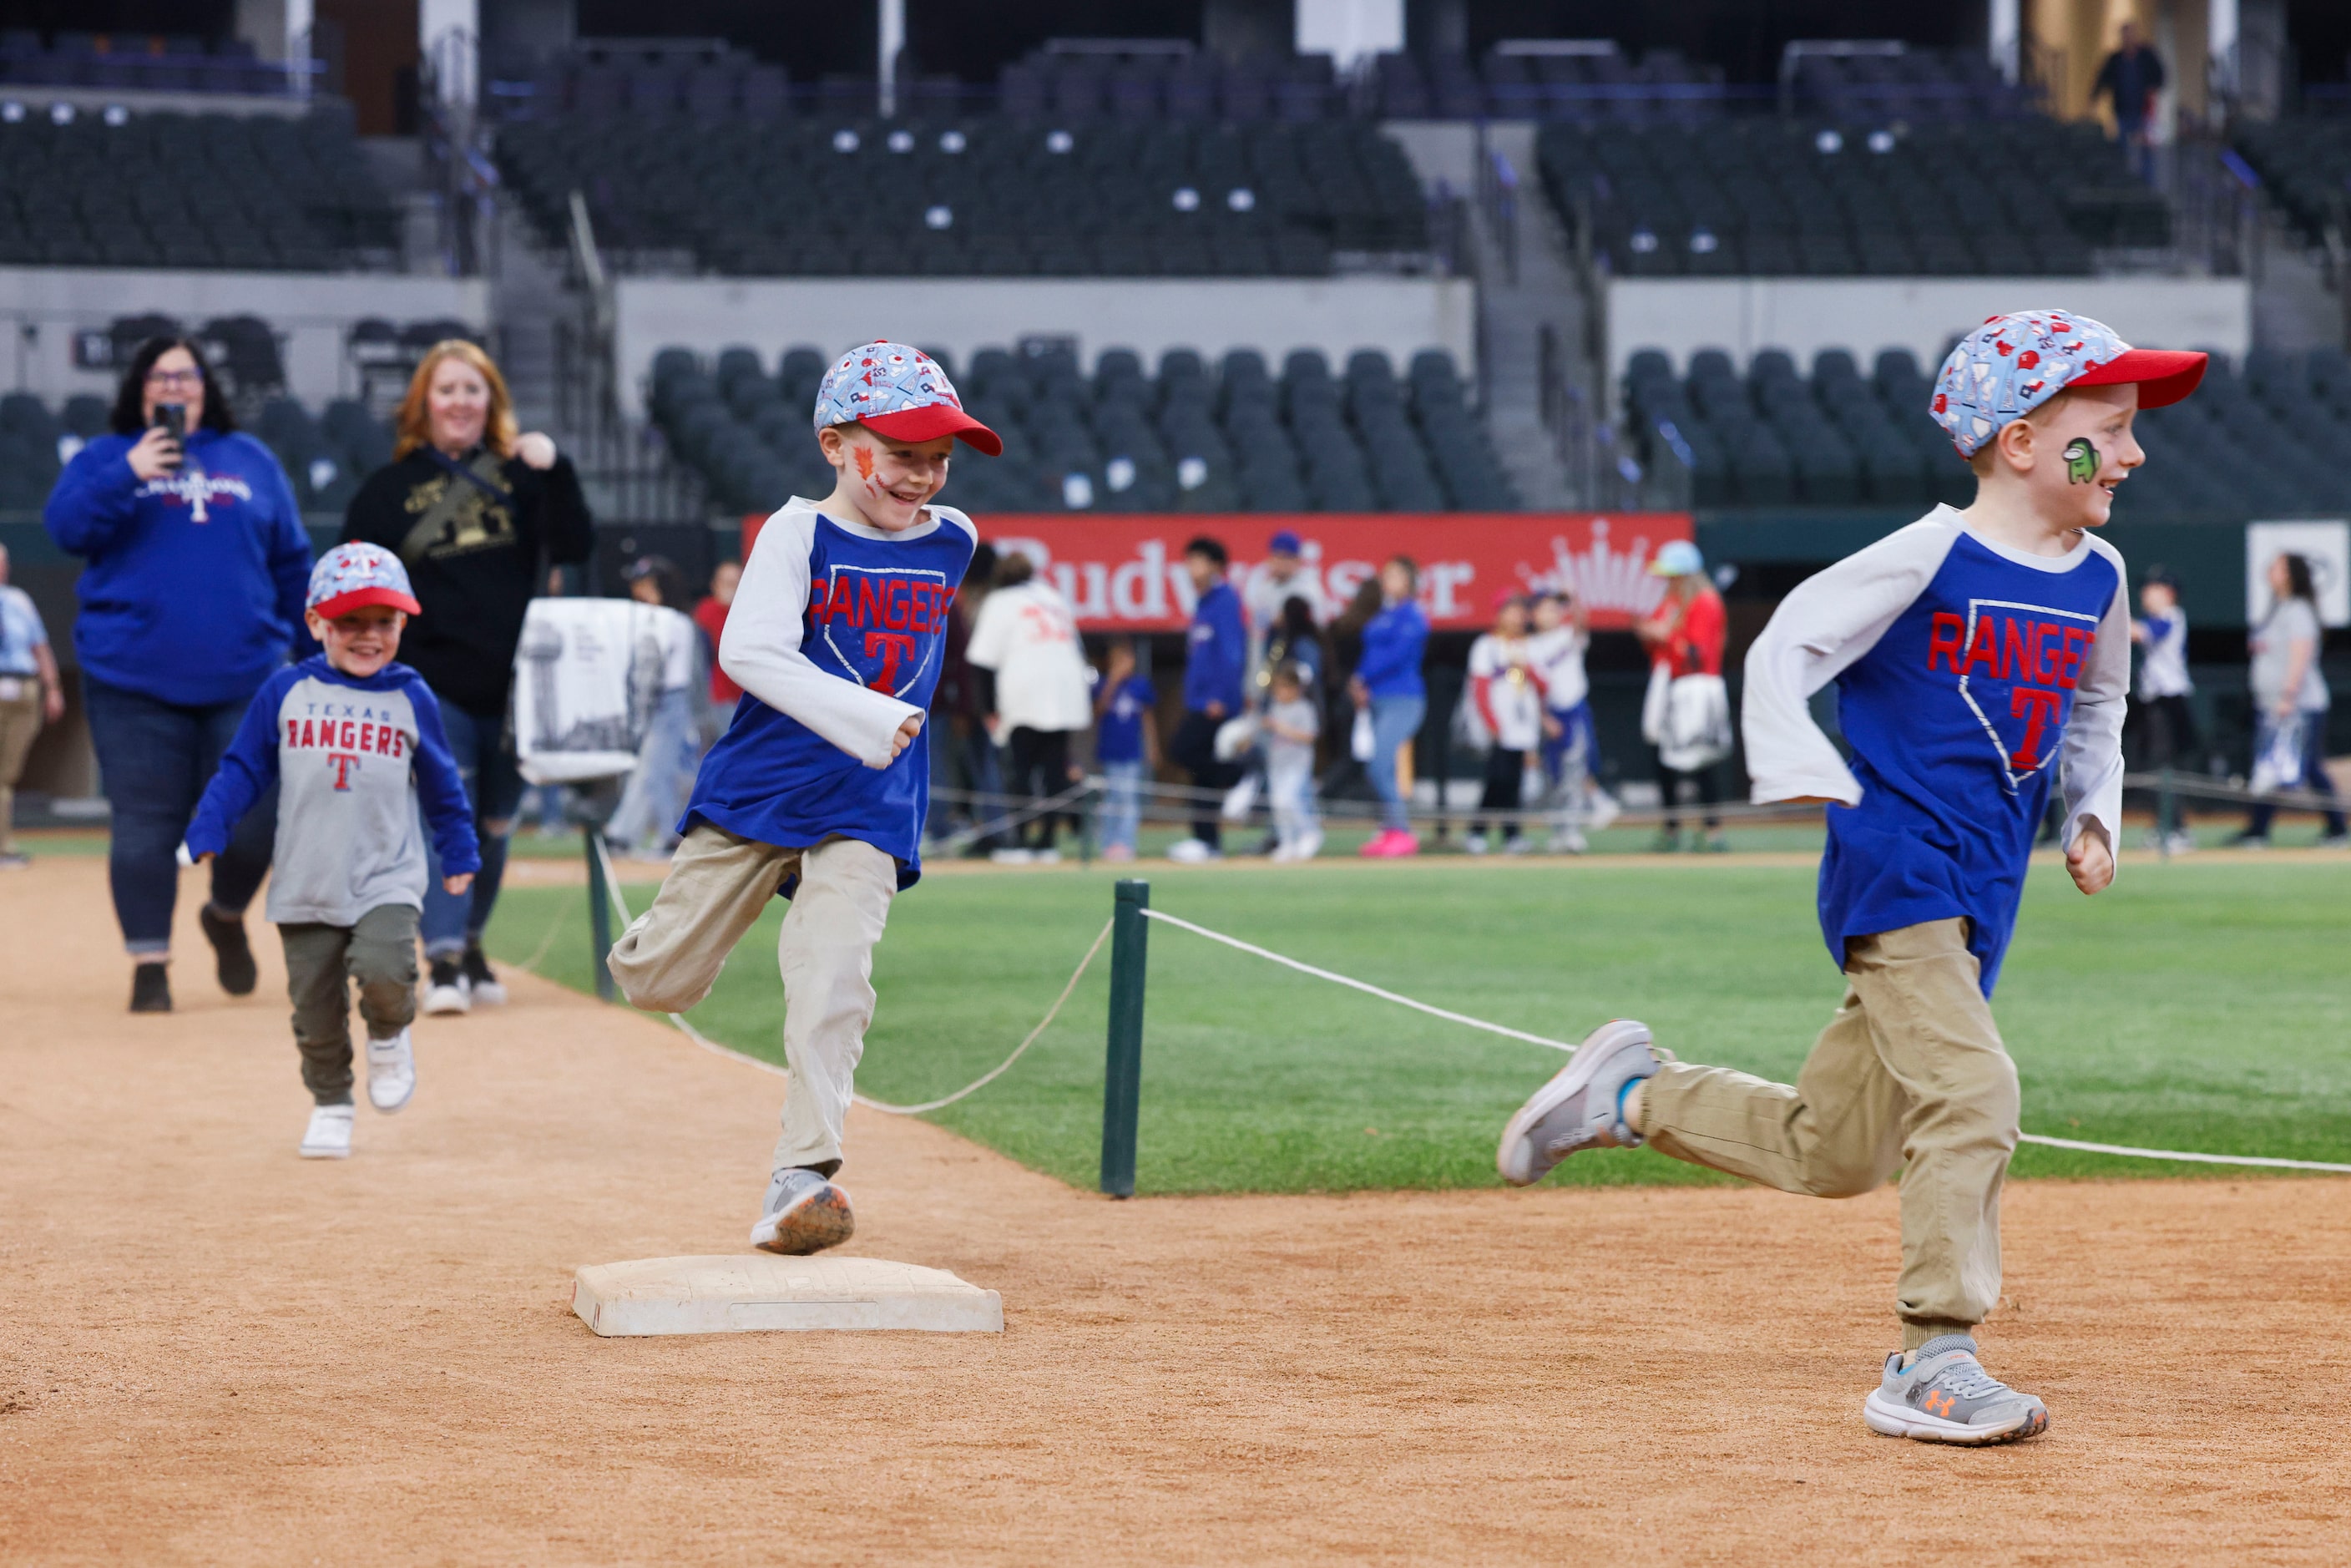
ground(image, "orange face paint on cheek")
xmin=852 ymin=446 xmax=875 ymax=480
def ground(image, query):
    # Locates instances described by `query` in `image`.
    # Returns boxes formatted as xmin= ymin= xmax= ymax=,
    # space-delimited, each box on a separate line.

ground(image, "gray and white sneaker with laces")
xmin=1495 ymin=1019 xmax=1670 ymax=1186
xmin=1863 ymin=1334 xmax=2049 ymax=1445
xmin=749 ymin=1167 xmax=856 ymax=1256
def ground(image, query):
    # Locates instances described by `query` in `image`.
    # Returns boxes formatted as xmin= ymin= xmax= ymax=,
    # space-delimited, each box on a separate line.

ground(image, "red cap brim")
xmin=311 ymin=586 xmax=421 ymax=620
xmin=2071 ymin=347 xmax=2207 ymax=409
xmin=861 ymin=405 xmax=1004 ymax=457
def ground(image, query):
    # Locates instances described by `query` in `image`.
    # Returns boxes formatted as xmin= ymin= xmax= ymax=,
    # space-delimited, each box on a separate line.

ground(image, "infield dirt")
xmin=3 ymin=856 xmax=2345 ymax=1565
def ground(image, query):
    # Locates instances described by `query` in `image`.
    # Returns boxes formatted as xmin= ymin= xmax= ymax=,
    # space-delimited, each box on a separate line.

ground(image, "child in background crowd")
xmin=1465 ymin=593 xmax=1544 ymax=855
xmin=2129 ymin=566 xmax=2197 ymax=851
xmin=182 ymin=544 xmax=479 ymax=1160
xmin=1527 ymin=588 xmax=1615 ymax=853
xmin=1261 ymin=663 xmax=1322 ymax=862
xmin=1094 ymin=638 xmax=1157 ymax=862
xmin=695 ymin=559 xmax=744 ymax=709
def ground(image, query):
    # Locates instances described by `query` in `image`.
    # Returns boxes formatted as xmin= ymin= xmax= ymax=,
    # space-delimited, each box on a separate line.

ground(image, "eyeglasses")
xmin=145 ymin=368 xmax=203 ymax=388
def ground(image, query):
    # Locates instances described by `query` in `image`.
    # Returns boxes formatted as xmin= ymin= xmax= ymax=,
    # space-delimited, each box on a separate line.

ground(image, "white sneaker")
xmin=1031 ymin=847 xmax=1062 ymax=865
xmin=366 ymin=1028 xmax=416 ymax=1112
xmin=1464 ymin=832 xmax=1490 ymax=855
xmin=422 ymin=957 xmax=470 ymax=1016
xmin=300 ymin=1104 xmax=355 ymax=1159
xmin=1504 ymin=835 xmax=1535 ymax=855
xmin=1585 ymin=791 xmax=1623 ymax=831
xmin=1166 ymin=837 xmax=1218 ymax=864
xmin=988 ymin=847 xmax=1034 ymax=865
xmin=1296 ymin=827 xmax=1324 ymax=860
xmin=1548 ymin=827 xmax=1590 ymax=855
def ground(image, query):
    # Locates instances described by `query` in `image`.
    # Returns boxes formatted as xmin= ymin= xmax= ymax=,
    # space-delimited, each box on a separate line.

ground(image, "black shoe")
xmin=129 ymin=961 xmax=172 ymax=1014
xmin=461 ymin=942 xmax=506 ymax=1006
xmin=199 ymin=904 xmax=258 ymax=996
xmin=423 ymin=957 xmax=472 ymax=1015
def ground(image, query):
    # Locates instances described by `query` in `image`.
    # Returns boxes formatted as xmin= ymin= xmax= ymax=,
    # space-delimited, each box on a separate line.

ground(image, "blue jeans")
xmin=1100 ymin=757 xmax=1145 ymax=852
xmin=2246 ymin=710 xmax=2346 ymax=839
xmin=606 ymin=689 xmax=700 ymax=853
xmin=1367 ymin=693 xmax=1426 ymax=832
xmin=422 ymin=702 xmax=523 ymax=959
xmin=83 ymin=675 xmax=276 ymax=956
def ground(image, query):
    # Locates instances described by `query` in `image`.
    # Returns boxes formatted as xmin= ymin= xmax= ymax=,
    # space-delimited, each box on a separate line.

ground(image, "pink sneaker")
xmin=1358 ymin=829 xmax=1420 ymax=858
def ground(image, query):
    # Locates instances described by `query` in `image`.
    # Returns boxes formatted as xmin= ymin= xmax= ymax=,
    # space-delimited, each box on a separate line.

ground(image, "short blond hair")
xmin=393 ymin=339 xmax=518 ymax=460
xmin=1964 ymin=387 xmax=2077 ymax=476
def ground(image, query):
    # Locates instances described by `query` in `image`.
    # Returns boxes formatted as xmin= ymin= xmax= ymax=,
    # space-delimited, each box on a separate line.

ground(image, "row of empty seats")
xmin=1541 ymin=117 xmax=2161 ymax=278
xmin=994 ymin=47 xmax=1347 ymax=124
xmin=499 ymin=118 xmax=1428 ymax=277
xmin=0 ymin=390 xmax=392 ymax=513
xmin=1781 ymin=48 xmax=2037 ymax=122
xmin=1368 ymin=48 xmax=1732 ymax=124
xmin=2231 ymin=119 xmax=2351 ymax=248
xmin=0 ymin=105 xmax=397 ymax=271
xmin=648 ymin=343 xmax=1516 ymax=517
xmin=0 ymin=30 xmax=301 ymax=95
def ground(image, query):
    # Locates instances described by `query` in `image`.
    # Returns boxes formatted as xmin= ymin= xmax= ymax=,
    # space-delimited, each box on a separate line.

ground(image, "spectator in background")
xmin=2237 ymin=551 xmax=2346 ymax=848
xmin=1637 ymin=539 xmax=1730 ymax=852
xmin=1094 ymin=638 xmax=1157 ymax=862
xmin=1261 ymin=594 xmax=1325 ymax=706
xmin=1465 ymin=591 xmax=1543 ymax=856
xmin=1167 ymin=536 xmax=1246 ymax=863
xmin=966 ymin=552 xmax=1093 ymax=862
xmin=343 ymin=338 xmax=594 ymax=1015
xmin=1261 ymin=662 xmax=1322 ymax=862
xmin=1352 ymin=555 xmax=1429 ymax=859
xmin=45 ymin=335 xmax=311 ymax=1013
xmin=694 ymin=559 xmax=743 ymax=710
xmin=935 ymin=540 xmax=1004 ymax=855
xmin=1244 ymin=529 xmax=1327 ymax=699
xmin=605 ymin=554 xmax=702 ymax=861
xmin=2093 ymin=21 xmax=2166 ymax=183
xmin=2130 ymin=566 xmax=2200 ymax=853
xmin=1529 ymin=586 xmax=1616 ymax=853
xmin=0 ymin=541 xmax=65 ymax=868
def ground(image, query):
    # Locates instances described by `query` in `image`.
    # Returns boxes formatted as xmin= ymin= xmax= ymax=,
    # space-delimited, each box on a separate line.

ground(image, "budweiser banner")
xmin=750 ymin=513 xmax=1696 ymax=631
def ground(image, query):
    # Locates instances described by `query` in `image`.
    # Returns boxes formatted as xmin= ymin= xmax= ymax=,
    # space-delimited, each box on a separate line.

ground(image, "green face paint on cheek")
xmin=2064 ymin=438 xmax=2100 ymax=484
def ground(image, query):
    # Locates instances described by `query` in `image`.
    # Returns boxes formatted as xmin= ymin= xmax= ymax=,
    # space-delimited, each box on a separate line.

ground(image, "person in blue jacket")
xmin=1352 ymin=555 xmax=1430 ymax=857
xmin=1166 ymin=535 xmax=1247 ymax=862
xmin=43 ymin=336 xmax=311 ymax=1014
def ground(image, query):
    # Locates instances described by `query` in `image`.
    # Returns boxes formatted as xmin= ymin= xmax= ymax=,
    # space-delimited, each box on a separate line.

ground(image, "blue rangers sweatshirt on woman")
xmin=684 ymin=498 xmax=978 ymax=889
xmin=1357 ymin=599 xmax=1430 ymax=701
xmin=43 ymin=429 xmax=311 ymax=707
xmin=1741 ymin=506 xmax=2129 ymax=995
xmin=184 ymin=657 xmax=479 ymax=927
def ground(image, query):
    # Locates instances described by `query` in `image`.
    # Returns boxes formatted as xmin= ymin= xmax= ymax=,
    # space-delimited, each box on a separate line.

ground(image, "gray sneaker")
xmin=748 ymin=1167 xmax=856 ymax=1256
xmin=1495 ymin=1019 xmax=1668 ymax=1186
xmin=1863 ymin=1335 xmax=2049 ymax=1445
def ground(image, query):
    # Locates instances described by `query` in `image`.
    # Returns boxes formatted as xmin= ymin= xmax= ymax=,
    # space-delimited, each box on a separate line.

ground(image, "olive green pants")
xmin=1641 ymin=918 xmax=2020 ymax=1350
xmin=280 ymin=903 xmax=420 ymax=1106
xmin=606 ymin=825 xmax=897 ymax=1174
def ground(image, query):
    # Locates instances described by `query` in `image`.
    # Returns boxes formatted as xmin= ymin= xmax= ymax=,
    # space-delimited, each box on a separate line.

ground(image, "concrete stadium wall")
xmin=1606 ymin=276 xmax=2253 ymax=379
xmin=611 ymin=274 xmax=1479 ymax=420
xmin=0 ymin=268 xmax=491 ymax=407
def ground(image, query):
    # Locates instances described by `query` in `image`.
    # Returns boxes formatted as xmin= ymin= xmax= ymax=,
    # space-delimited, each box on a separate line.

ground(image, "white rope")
xmin=1139 ymin=907 xmax=2351 ymax=1176
xmin=587 ymin=834 xmax=1108 ymax=1115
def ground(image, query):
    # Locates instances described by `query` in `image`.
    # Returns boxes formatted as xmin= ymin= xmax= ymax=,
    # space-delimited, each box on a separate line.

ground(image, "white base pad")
xmin=571 ymin=1255 xmax=1004 ymax=1337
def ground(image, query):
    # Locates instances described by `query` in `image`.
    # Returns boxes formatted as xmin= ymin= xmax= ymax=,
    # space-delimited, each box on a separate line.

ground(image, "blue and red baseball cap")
xmin=1931 ymin=311 xmax=2206 ymax=457
xmin=812 ymin=340 xmax=1002 ymax=456
xmin=308 ymin=542 xmax=420 ymax=619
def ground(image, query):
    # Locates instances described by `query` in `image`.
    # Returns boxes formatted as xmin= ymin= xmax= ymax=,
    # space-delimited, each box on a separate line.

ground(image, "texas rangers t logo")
xmin=1925 ymin=599 xmax=2101 ymax=787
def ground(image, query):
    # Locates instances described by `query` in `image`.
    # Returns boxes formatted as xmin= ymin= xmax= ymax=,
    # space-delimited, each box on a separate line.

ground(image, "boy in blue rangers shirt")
xmin=183 ymin=544 xmax=480 ymax=1160
xmin=608 ymin=342 xmax=1000 ymax=1256
xmin=1497 ymin=311 xmax=2205 ymax=1446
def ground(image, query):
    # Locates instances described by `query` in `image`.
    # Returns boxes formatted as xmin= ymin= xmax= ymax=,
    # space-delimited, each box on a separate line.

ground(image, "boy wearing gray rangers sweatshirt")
xmin=185 ymin=544 xmax=479 ymax=1159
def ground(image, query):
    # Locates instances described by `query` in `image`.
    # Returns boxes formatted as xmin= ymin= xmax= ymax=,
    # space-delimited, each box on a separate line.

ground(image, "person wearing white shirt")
xmin=1464 ymin=594 xmax=1545 ymax=853
xmin=1241 ymin=529 xmax=1329 ymax=697
xmin=965 ymin=553 xmax=1094 ymax=861
xmin=1527 ymin=588 xmax=1615 ymax=852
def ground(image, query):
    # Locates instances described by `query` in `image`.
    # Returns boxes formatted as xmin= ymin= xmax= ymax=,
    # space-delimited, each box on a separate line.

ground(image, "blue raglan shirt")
xmin=1183 ymin=579 xmax=1246 ymax=714
xmin=44 ymin=429 xmax=312 ymax=707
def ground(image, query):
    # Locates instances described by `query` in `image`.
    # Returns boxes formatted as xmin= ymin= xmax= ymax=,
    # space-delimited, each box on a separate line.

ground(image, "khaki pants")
xmin=280 ymin=903 xmax=420 ymax=1105
xmin=0 ymin=688 xmax=41 ymax=855
xmin=607 ymin=825 xmax=897 ymax=1173
xmin=1641 ymin=918 xmax=2020 ymax=1349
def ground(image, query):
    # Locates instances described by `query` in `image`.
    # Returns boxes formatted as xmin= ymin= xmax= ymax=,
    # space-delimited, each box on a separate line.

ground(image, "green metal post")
xmin=1100 ymin=878 xmax=1150 ymax=1198
xmin=585 ymin=826 xmax=615 ymax=1003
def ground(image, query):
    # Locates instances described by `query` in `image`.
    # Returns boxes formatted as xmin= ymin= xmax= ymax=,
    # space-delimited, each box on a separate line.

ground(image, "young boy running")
xmin=607 ymin=341 xmax=999 ymax=1256
xmin=1498 ymin=312 xmax=2204 ymax=1444
xmin=183 ymin=544 xmax=480 ymax=1158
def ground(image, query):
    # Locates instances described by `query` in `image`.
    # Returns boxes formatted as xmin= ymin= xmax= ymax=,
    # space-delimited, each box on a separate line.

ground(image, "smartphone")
xmin=156 ymin=402 xmax=185 ymax=469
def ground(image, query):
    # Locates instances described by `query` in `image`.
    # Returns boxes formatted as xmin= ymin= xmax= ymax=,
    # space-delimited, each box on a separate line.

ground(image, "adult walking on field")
xmin=343 ymin=339 xmax=594 ymax=1014
xmin=1167 ymin=535 xmax=1246 ymax=863
xmin=0 ymin=541 xmax=65 ymax=868
xmin=1637 ymin=540 xmax=1732 ymax=852
xmin=2236 ymin=551 xmax=2345 ymax=847
xmin=965 ymin=551 xmax=1093 ymax=862
xmin=1352 ymin=555 xmax=1429 ymax=858
xmin=44 ymin=336 xmax=311 ymax=1013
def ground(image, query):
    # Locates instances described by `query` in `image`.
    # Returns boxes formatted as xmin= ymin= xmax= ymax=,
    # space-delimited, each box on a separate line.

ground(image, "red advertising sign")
xmin=746 ymin=512 xmax=1696 ymax=631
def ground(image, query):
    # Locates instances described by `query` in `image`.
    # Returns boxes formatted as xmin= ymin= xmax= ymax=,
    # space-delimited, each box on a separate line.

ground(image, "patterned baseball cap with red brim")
xmin=1931 ymin=311 xmax=2206 ymax=457
xmin=307 ymin=541 xmax=421 ymax=619
xmin=811 ymin=340 xmax=1003 ymax=456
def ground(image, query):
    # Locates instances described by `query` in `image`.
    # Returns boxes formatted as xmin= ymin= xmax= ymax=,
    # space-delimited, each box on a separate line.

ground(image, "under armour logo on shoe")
xmin=1919 ymin=1388 xmax=1956 ymax=1418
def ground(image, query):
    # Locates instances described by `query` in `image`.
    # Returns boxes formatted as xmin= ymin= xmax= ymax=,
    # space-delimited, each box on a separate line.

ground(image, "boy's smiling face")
xmin=820 ymin=422 xmax=954 ymax=532
xmin=1990 ymin=382 xmax=2144 ymax=532
xmin=306 ymin=604 xmax=406 ymax=678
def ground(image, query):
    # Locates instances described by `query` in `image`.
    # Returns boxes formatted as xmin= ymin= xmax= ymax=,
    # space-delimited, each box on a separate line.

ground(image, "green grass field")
xmin=483 ymin=852 xmax=2351 ymax=1195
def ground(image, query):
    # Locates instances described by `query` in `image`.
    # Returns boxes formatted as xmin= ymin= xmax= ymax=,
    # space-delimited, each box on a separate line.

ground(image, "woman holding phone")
xmin=44 ymin=336 xmax=311 ymax=1013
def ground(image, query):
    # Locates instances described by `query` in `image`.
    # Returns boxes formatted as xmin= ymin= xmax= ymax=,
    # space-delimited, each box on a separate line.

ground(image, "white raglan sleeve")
xmin=2058 ymin=554 xmax=2131 ymax=855
xmin=1741 ymin=519 xmax=1959 ymax=805
xmin=719 ymin=508 xmax=921 ymax=769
